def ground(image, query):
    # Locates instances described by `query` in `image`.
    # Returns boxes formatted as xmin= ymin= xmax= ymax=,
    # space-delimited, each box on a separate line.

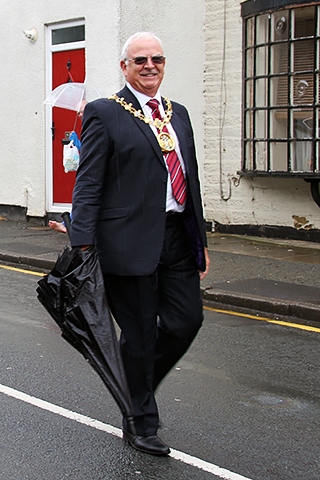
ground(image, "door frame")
xmin=45 ymin=19 xmax=85 ymax=213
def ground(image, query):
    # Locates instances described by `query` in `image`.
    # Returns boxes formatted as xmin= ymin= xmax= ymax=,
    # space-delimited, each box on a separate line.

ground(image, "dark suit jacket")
xmin=70 ymin=86 xmax=207 ymax=275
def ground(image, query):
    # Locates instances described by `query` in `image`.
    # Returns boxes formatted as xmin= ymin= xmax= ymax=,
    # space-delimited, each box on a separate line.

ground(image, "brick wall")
xmin=203 ymin=0 xmax=320 ymax=233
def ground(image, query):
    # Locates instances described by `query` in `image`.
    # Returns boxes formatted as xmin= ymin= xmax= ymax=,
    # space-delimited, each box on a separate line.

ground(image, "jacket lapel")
xmin=169 ymin=109 xmax=190 ymax=175
xmin=116 ymin=87 xmax=165 ymax=166
xmin=115 ymin=88 xmax=189 ymax=173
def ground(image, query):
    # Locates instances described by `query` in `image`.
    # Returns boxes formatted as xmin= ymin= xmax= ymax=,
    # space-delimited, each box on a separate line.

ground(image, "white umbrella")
xmin=44 ymin=82 xmax=101 ymax=112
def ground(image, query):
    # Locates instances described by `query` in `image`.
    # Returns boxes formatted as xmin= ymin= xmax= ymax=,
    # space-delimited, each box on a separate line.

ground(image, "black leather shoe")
xmin=123 ymin=430 xmax=170 ymax=456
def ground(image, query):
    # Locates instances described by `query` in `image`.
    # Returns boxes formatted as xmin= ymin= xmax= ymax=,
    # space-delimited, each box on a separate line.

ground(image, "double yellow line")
xmin=0 ymin=264 xmax=44 ymax=277
xmin=1 ymin=263 xmax=319 ymax=334
xmin=204 ymin=305 xmax=320 ymax=333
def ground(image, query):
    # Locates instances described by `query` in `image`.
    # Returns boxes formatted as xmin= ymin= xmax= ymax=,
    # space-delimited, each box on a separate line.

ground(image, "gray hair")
xmin=120 ymin=32 xmax=164 ymax=61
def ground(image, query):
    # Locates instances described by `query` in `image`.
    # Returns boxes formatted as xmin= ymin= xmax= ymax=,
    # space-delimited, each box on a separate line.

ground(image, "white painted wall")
xmin=1 ymin=0 xmax=319 ymax=232
xmin=0 ymin=1 xmax=46 ymax=217
xmin=0 ymin=0 xmax=205 ymax=218
xmin=118 ymin=0 xmax=206 ymax=189
xmin=0 ymin=0 xmax=120 ymax=217
xmin=204 ymin=0 xmax=320 ymax=231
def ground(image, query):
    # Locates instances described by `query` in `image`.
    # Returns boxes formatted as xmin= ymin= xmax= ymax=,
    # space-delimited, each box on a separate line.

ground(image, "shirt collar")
xmin=126 ymin=82 xmax=162 ymax=108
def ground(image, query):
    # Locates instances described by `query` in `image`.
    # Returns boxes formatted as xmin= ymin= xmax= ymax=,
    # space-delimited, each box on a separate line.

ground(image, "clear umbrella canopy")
xmin=44 ymin=82 xmax=101 ymax=112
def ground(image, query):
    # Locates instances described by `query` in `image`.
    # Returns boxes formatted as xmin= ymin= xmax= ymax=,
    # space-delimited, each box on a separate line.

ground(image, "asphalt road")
xmin=1 ymin=265 xmax=320 ymax=480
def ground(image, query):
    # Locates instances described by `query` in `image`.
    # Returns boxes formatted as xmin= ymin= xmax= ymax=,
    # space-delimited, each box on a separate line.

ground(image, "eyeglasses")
xmin=125 ymin=55 xmax=166 ymax=66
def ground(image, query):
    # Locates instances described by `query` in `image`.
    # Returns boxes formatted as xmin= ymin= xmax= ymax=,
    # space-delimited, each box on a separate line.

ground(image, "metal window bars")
xmin=241 ymin=4 xmax=320 ymax=178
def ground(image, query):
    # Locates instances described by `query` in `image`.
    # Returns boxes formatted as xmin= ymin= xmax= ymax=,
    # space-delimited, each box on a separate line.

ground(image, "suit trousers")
xmin=103 ymin=213 xmax=204 ymax=436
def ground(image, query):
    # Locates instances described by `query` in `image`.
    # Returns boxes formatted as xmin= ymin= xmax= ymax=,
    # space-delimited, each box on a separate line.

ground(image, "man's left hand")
xmin=199 ymin=247 xmax=210 ymax=281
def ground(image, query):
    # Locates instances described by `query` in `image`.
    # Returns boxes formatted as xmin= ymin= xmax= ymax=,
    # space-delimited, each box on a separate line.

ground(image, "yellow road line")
xmin=0 ymin=264 xmax=44 ymax=277
xmin=1 ymin=264 xmax=319 ymax=334
xmin=204 ymin=305 xmax=320 ymax=333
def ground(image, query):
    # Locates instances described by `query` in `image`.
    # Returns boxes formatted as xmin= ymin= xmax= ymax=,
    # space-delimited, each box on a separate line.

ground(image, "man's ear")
xmin=120 ymin=60 xmax=127 ymax=76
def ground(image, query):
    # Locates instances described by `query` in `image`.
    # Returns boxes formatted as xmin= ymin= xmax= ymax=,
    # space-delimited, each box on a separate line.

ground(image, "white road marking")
xmin=0 ymin=384 xmax=254 ymax=480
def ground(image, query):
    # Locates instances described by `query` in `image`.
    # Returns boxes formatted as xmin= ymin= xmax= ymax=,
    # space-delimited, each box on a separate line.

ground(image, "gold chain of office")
xmin=108 ymin=94 xmax=175 ymax=152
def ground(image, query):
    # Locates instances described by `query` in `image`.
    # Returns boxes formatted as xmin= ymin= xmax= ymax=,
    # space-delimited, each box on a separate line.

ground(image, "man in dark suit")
xmin=70 ymin=31 xmax=210 ymax=456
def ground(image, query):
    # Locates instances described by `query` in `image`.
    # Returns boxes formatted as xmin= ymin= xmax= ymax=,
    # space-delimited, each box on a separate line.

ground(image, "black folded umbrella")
xmin=37 ymin=213 xmax=135 ymax=435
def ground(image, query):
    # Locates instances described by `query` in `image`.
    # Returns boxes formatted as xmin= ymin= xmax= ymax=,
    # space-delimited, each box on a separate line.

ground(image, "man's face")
xmin=120 ymin=37 xmax=165 ymax=97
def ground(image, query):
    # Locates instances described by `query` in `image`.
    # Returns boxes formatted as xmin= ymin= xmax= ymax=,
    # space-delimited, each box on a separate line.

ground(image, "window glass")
xmin=293 ymin=7 xmax=315 ymax=39
xmin=255 ymin=142 xmax=267 ymax=170
xmin=270 ymin=43 xmax=288 ymax=75
xmin=270 ymin=110 xmax=287 ymax=138
xmin=245 ymin=142 xmax=254 ymax=170
xmin=246 ymin=49 xmax=254 ymax=77
xmin=256 ymin=14 xmax=268 ymax=45
xmin=293 ymin=74 xmax=314 ymax=105
xmin=52 ymin=25 xmax=85 ymax=45
xmin=270 ymin=76 xmax=288 ymax=107
xmin=245 ymin=79 xmax=254 ymax=108
xmin=316 ymin=141 xmax=320 ymax=171
xmin=242 ymin=4 xmax=320 ymax=175
xmin=255 ymin=110 xmax=267 ymax=139
xmin=270 ymin=142 xmax=287 ymax=170
xmin=255 ymin=46 xmax=268 ymax=76
xmin=255 ymin=78 xmax=267 ymax=107
xmin=246 ymin=17 xmax=255 ymax=47
xmin=245 ymin=111 xmax=253 ymax=139
xmin=271 ymin=11 xmax=289 ymax=41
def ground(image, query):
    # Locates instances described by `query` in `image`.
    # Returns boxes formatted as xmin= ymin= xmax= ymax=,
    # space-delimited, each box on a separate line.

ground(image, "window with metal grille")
xmin=241 ymin=1 xmax=320 ymax=178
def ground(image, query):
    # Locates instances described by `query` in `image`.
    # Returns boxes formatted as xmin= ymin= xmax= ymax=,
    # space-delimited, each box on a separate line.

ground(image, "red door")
xmin=52 ymin=49 xmax=85 ymax=204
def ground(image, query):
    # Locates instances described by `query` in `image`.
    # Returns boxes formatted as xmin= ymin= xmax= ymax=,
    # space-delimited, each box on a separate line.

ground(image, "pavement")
xmin=1 ymin=217 xmax=320 ymax=323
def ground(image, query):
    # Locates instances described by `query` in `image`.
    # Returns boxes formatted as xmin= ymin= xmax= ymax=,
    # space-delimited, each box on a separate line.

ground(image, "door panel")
xmin=52 ymin=49 xmax=85 ymax=204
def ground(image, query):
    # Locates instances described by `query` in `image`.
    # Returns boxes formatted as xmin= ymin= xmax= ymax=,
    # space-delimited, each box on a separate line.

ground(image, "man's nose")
xmin=145 ymin=57 xmax=156 ymax=68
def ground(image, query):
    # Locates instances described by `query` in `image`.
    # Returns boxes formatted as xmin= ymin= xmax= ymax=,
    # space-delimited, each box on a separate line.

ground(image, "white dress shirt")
xmin=126 ymin=83 xmax=186 ymax=213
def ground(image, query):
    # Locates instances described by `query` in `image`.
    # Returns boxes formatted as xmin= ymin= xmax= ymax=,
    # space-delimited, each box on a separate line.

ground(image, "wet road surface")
xmin=1 ymin=265 xmax=320 ymax=480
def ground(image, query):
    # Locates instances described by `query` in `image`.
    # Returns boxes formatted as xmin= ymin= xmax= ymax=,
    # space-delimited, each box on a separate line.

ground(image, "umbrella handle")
xmin=61 ymin=211 xmax=71 ymax=239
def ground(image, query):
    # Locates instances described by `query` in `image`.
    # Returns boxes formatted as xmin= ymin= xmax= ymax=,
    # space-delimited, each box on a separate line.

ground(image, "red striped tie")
xmin=147 ymin=99 xmax=187 ymax=205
